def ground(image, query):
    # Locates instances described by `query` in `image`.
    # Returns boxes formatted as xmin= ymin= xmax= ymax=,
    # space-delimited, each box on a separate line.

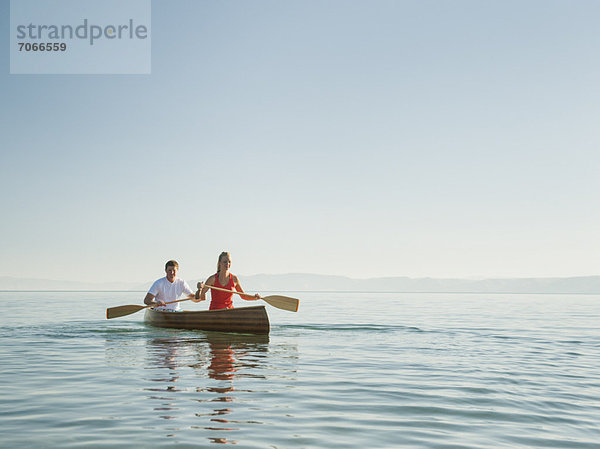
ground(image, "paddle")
xmin=199 ymin=283 xmax=299 ymax=312
xmin=106 ymin=297 xmax=193 ymax=319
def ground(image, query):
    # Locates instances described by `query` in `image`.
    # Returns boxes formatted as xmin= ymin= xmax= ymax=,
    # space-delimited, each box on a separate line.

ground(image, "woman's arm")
xmin=194 ymin=275 xmax=215 ymax=302
xmin=233 ymin=275 xmax=261 ymax=301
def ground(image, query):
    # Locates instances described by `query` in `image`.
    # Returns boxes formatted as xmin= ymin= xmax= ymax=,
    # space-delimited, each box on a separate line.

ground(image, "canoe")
xmin=144 ymin=305 xmax=270 ymax=335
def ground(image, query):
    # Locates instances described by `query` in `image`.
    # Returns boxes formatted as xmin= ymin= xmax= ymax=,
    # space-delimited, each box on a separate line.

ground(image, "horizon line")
xmin=1 ymin=289 xmax=600 ymax=295
xmin=1 ymin=272 xmax=600 ymax=284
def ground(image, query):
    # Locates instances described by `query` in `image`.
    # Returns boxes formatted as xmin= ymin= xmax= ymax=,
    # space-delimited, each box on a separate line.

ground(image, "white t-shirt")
xmin=148 ymin=277 xmax=194 ymax=311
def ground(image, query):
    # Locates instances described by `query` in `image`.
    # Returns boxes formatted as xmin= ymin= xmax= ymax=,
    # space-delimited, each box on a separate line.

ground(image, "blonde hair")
xmin=217 ymin=251 xmax=231 ymax=273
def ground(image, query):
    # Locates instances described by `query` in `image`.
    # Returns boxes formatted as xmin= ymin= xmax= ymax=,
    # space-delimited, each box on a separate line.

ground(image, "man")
xmin=144 ymin=260 xmax=195 ymax=311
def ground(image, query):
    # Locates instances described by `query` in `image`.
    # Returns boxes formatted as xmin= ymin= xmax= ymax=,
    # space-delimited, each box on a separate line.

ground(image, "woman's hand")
xmin=193 ymin=282 xmax=206 ymax=302
xmin=193 ymin=287 xmax=204 ymax=302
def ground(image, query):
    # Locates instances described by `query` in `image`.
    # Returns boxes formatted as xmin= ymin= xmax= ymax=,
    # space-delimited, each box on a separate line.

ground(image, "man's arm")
xmin=144 ymin=292 xmax=165 ymax=307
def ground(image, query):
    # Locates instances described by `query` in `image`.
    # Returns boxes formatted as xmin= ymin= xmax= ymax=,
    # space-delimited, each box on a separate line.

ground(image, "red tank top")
xmin=209 ymin=272 xmax=235 ymax=310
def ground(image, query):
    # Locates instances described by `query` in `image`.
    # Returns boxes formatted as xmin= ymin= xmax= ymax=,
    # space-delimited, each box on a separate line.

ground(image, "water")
xmin=1 ymin=291 xmax=598 ymax=448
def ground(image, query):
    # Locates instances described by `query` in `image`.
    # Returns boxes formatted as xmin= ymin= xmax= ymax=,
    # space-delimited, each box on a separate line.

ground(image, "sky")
xmin=1 ymin=0 xmax=599 ymax=283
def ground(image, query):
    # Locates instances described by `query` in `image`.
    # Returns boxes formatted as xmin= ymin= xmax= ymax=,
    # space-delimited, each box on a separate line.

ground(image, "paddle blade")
xmin=106 ymin=304 xmax=146 ymax=319
xmin=262 ymin=295 xmax=299 ymax=312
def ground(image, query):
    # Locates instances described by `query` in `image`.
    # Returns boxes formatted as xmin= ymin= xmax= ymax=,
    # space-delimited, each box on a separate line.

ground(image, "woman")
xmin=196 ymin=251 xmax=260 ymax=310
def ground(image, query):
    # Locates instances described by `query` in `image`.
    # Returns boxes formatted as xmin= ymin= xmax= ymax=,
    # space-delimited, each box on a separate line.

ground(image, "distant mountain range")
xmin=1 ymin=274 xmax=600 ymax=294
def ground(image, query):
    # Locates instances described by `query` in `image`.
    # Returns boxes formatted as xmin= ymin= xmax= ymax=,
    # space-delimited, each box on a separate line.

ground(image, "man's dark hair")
xmin=165 ymin=260 xmax=179 ymax=270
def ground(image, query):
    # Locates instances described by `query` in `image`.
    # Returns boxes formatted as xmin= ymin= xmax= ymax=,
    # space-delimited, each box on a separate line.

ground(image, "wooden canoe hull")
xmin=144 ymin=305 xmax=270 ymax=335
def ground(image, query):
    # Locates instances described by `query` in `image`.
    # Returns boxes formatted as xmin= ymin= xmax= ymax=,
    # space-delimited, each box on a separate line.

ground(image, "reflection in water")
xmin=208 ymin=341 xmax=236 ymax=381
xmin=146 ymin=337 xmax=184 ymax=419
xmin=143 ymin=332 xmax=273 ymax=444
